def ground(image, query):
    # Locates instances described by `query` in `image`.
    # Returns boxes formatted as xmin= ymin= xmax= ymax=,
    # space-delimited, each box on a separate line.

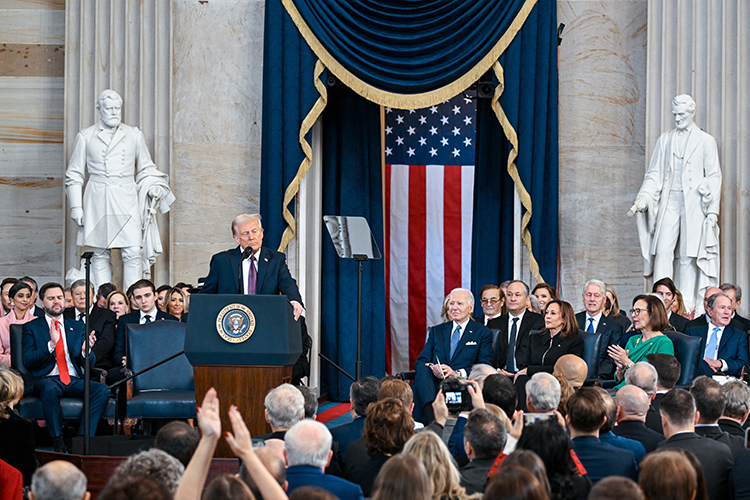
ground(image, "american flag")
xmin=384 ymin=93 xmax=477 ymax=374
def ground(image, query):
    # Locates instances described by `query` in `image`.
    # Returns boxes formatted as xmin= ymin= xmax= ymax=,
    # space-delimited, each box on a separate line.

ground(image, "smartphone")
xmin=523 ymin=413 xmax=556 ymax=426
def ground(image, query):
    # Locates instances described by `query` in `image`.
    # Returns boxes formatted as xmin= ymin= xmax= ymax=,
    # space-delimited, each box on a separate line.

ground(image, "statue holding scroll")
xmin=65 ymin=90 xmax=175 ymax=290
xmin=628 ymin=94 xmax=722 ymax=314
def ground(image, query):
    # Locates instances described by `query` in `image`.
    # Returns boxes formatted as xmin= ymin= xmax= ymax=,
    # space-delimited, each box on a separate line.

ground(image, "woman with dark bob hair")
xmin=485 ymin=464 xmax=550 ymax=500
xmin=371 ymin=453 xmax=431 ymax=500
xmin=346 ymin=397 xmax=415 ymax=497
xmin=516 ymin=419 xmax=591 ymax=500
xmin=638 ymin=449 xmax=698 ymax=500
xmin=608 ymin=294 xmax=673 ymax=388
xmin=514 ymin=300 xmax=584 ymax=380
xmin=0 ymin=281 xmax=35 ymax=366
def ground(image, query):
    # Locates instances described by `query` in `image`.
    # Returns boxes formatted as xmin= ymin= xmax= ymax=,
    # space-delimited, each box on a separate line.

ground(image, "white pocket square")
xmin=466 ymin=341 xmax=478 ymax=346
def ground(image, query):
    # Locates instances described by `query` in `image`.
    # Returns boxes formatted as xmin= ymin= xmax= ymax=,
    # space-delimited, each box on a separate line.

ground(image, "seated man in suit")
xmin=613 ymin=384 xmax=664 ymax=453
xmin=719 ymin=381 xmax=750 ymax=437
xmin=257 ymin=383 xmax=305 ymax=444
xmin=690 ymin=376 xmax=744 ymax=458
xmin=720 ymin=283 xmax=750 ymax=332
xmin=331 ymin=376 xmax=380 ymax=467
xmin=284 ymin=419 xmax=364 ymax=500
xmin=201 ymin=213 xmax=304 ymax=320
xmin=653 ymin=277 xmax=689 ymax=332
xmin=658 ymin=389 xmax=734 ymax=500
xmin=594 ymin=386 xmax=646 ymax=464
xmin=494 ymin=280 xmax=544 ymax=376
xmin=477 ymin=284 xmax=504 ymax=327
xmin=413 ymin=288 xmax=494 ymax=423
xmin=685 ymin=286 xmax=747 ymax=332
xmin=21 ymin=282 xmax=109 ymax=452
xmin=63 ymin=279 xmax=117 ymax=371
xmin=575 ymin=279 xmax=623 ymax=379
xmin=685 ymin=292 xmax=749 ymax=377
xmin=568 ymin=388 xmax=638 ymax=484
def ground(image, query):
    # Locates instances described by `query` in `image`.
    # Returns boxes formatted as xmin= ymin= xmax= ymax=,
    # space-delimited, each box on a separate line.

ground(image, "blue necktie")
xmin=449 ymin=325 xmax=461 ymax=359
xmin=506 ymin=317 xmax=519 ymax=372
xmin=705 ymin=326 xmax=720 ymax=359
xmin=587 ymin=318 xmax=595 ymax=333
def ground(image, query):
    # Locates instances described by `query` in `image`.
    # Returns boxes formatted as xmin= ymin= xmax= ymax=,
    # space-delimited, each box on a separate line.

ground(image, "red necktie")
xmin=247 ymin=255 xmax=257 ymax=295
xmin=52 ymin=320 xmax=71 ymax=385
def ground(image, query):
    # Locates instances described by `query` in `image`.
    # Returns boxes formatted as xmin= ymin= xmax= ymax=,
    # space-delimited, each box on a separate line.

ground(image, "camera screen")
xmin=445 ymin=391 xmax=462 ymax=404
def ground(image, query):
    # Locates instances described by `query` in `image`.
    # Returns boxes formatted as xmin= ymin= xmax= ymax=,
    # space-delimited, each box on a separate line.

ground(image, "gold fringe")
xmin=278 ymin=59 xmax=328 ymax=252
xmin=281 ymin=0 xmax=538 ymax=109
xmin=490 ymin=61 xmax=544 ymax=284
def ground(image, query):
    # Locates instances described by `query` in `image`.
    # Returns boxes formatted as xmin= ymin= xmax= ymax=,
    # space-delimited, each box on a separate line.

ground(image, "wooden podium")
xmin=185 ymin=294 xmax=302 ymax=457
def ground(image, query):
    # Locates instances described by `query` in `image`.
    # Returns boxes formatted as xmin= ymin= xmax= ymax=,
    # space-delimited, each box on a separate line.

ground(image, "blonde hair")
xmin=231 ymin=214 xmax=263 ymax=237
xmin=403 ymin=432 xmax=482 ymax=500
xmin=0 ymin=368 xmax=24 ymax=418
xmin=165 ymin=287 xmax=189 ymax=315
xmin=107 ymin=290 xmax=131 ymax=315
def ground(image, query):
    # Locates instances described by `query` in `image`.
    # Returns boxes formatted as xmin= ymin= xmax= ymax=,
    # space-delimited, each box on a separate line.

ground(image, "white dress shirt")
xmin=241 ymin=247 xmax=261 ymax=294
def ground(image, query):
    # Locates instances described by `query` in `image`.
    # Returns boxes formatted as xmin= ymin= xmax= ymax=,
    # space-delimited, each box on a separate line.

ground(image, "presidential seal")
xmin=216 ymin=304 xmax=255 ymax=343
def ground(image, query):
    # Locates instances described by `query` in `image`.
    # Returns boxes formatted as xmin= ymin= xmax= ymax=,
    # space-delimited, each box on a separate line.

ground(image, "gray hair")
xmin=672 ymin=94 xmax=696 ymax=113
xmin=525 ymin=372 xmax=561 ymax=412
xmin=297 ymin=385 xmax=319 ymax=419
xmin=96 ymin=89 xmax=123 ymax=108
xmin=707 ymin=292 xmax=731 ymax=310
xmin=469 ymin=363 xmax=497 ymax=385
xmin=285 ymin=419 xmax=332 ymax=468
xmin=528 ymin=294 xmax=541 ymax=314
xmin=108 ymin=448 xmax=184 ymax=495
xmin=70 ymin=279 xmax=94 ymax=294
xmin=720 ymin=283 xmax=742 ymax=302
xmin=31 ymin=461 xmax=88 ymax=500
xmin=722 ymin=381 xmax=750 ymax=420
xmin=265 ymin=383 xmax=305 ymax=429
xmin=448 ymin=287 xmax=475 ymax=306
xmin=582 ymin=279 xmax=606 ymax=297
xmin=231 ymin=213 xmax=263 ymax=236
xmin=624 ymin=362 xmax=658 ymax=398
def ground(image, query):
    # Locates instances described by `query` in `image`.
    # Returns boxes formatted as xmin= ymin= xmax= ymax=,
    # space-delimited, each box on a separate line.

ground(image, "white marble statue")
xmin=65 ymin=89 xmax=175 ymax=290
xmin=628 ymin=94 xmax=722 ymax=314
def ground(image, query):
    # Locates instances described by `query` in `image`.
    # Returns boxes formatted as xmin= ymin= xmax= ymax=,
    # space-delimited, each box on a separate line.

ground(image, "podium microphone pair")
xmin=238 ymin=245 xmax=255 ymax=294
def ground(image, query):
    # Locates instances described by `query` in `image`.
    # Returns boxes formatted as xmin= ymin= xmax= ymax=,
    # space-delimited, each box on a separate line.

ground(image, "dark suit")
xmin=63 ymin=305 xmax=117 ymax=370
xmin=658 ymin=432 xmax=734 ymax=500
xmin=685 ymin=323 xmax=750 ymax=377
xmin=686 ymin=313 xmax=748 ymax=333
xmin=413 ymin=320 xmax=494 ymax=422
xmin=644 ymin=393 xmax=665 ymax=434
xmin=612 ymin=419 xmax=664 ymax=453
xmin=733 ymin=312 xmax=750 ymax=331
xmin=669 ymin=312 xmax=689 ymax=333
xmin=459 ymin=457 xmax=496 ymax=495
xmin=599 ymin=431 xmax=646 ymax=464
xmin=331 ymin=415 xmax=365 ymax=463
xmin=732 ymin=449 xmax=750 ymax=500
xmin=576 ymin=312 xmax=623 ymax=379
xmin=286 ymin=464 xmax=364 ymax=500
xmin=695 ymin=424 xmax=745 ymax=458
xmin=492 ymin=312 xmax=544 ymax=371
xmin=201 ymin=246 xmax=303 ymax=304
xmin=608 ymin=310 xmax=631 ymax=333
xmin=21 ymin=316 xmax=109 ymax=438
xmin=346 ymin=453 xmax=389 ymax=497
xmin=0 ymin=410 xmax=36 ymax=486
xmin=719 ymin=418 xmax=745 ymax=438
xmin=571 ymin=436 xmax=637 ymax=483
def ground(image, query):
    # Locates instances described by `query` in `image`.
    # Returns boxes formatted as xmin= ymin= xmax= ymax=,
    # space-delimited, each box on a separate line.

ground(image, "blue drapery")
xmin=261 ymin=0 xmax=559 ymax=399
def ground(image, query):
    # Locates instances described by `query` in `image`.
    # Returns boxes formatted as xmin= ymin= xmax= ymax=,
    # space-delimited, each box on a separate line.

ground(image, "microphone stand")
xmin=81 ymin=251 xmax=94 ymax=455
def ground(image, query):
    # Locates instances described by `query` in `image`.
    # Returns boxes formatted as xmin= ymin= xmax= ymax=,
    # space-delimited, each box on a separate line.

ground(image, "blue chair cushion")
xmin=126 ymin=391 xmax=197 ymax=419
xmin=19 ymin=397 xmax=115 ymax=420
xmin=580 ymin=331 xmax=604 ymax=380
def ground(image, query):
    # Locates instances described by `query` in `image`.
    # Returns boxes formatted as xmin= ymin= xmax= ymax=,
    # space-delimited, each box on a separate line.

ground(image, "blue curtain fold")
xmin=320 ymin=85 xmax=386 ymax=399
xmin=289 ymin=0 xmax=528 ymax=93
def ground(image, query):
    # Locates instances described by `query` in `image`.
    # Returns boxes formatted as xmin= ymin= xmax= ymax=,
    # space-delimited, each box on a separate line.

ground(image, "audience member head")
xmin=371 ymin=453 xmax=431 ymax=500
xmin=153 ymin=420 xmax=199 ymax=467
xmin=500 ymin=450 xmax=551 ymax=499
xmin=155 ymin=285 xmax=171 ymax=312
xmin=469 ymin=363 xmax=498 ymax=388
xmin=30 ymin=461 xmax=89 ymax=500
xmin=721 ymin=380 xmax=750 ymax=423
xmin=505 ymin=280 xmax=530 ymax=316
xmin=378 ymin=377 xmax=413 ymax=414
xmin=589 ymin=477 xmax=644 ymax=500
xmin=70 ymin=279 xmax=96 ymax=314
xmin=0 ymin=365 xmax=24 ymax=418
xmin=706 ymin=292 xmax=733 ymax=328
xmin=615 ymin=385 xmax=650 ymax=423
xmin=203 ymin=474 xmax=254 ymax=500
xmin=288 ymin=486 xmax=339 ymax=500
xmin=0 ymin=277 xmax=18 ymax=312
xmin=483 ymin=373 xmax=518 ymax=418
xmin=652 ymin=277 xmax=679 ymax=313
xmin=659 ymin=389 xmax=697 ymax=437
xmin=485 ymin=465 xmax=550 ymax=500
xmin=532 ymin=283 xmax=557 ymax=313
xmin=165 ymin=287 xmax=189 ymax=318
xmin=98 ymin=475 xmax=169 ymax=500
xmin=645 ymin=353 xmax=680 ymax=391
xmin=631 ymin=294 xmax=670 ymax=333
xmin=701 ymin=286 xmax=723 ymax=313
xmin=555 ymin=373 xmax=575 ymax=417
xmin=8 ymin=280 xmax=34 ymax=316
xmin=64 ymin=287 xmax=73 ymax=308
xmin=604 ymin=284 xmax=624 ymax=318
xmin=20 ymin=276 xmax=38 ymax=302
xmin=592 ymin=386 xmax=617 ymax=433
xmin=670 ymin=449 xmax=709 ymax=500
xmin=480 ymin=284 xmax=504 ymax=319
xmin=402 ymin=431 xmax=470 ymax=500
xmin=543 ymin=300 xmax=578 ymax=338
xmin=264 ymin=383 xmax=305 ymax=431
xmin=239 ymin=446 xmax=287 ymax=499
xmin=39 ymin=282 xmax=65 ymax=317
xmin=673 ymin=288 xmax=687 ymax=316
xmin=107 ymin=448 xmax=184 ymax=496
xmin=296 ymin=385 xmax=318 ymax=419
xmin=364 ymin=397 xmax=414 ymax=456
xmin=284 ymin=419 xmax=332 ymax=469
xmin=129 ymin=279 xmax=157 ymax=314
xmin=639 ymin=450 xmax=697 ymax=500
xmin=516 ymin=419 xmax=576 ymax=482
xmin=690 ymin=375 xmax=724 ymax=424
xmin=526 ymin=372 xmax=561 ymax=413
xmin=582 ymin=279 xmax=607 ymax=315
xmin=552 ymin=354 xmax=588 ymax=389
xmin=107 ymin=290 xmax=131 ymax=319
xmin=624 ymin=361 xmax=658 ymax=398
xmin=97 ymin=282 xmax=117 ymax=308
xmin=720 ymin=282 xmax=742 ymax=313
xmin=565 ymin=387 xmax=606 ymax=436
xmin=463 ymin=408 xmax=507 ymax=460
xmin=528 ymin=294 xmax=541 ymax=314
xmin=447 ymin=288 xmax=474 ymax=324
xmin=350 ymin=376 xmax=380 ymax=417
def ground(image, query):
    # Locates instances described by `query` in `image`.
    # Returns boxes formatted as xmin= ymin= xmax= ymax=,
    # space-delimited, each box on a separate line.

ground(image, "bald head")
xmin=553 ymin=354 xmax=588 ymax=388
xmin=703 ymin=286 xmax=722 ymax=312
xmin=31 ymin=461 xmax=89 ymax=500
xmin=615 ymin=385 xmax=651 ymax=422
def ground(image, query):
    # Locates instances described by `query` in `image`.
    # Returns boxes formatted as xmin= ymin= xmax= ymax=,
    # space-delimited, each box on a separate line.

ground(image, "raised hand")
xmin=197 ymin=388 xmax=221 ymax=440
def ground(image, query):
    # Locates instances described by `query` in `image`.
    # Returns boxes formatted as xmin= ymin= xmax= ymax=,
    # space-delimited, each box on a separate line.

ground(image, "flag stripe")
xmin=384 ymin=162 xmax=393 ymax=372
xmin=407 ymin=166 xmax=427 ymax=368
xmin=443 ymin=164 xmax=463 ymax=295
xmin=425 ymin=165 xmax=445 ymax=330
xmin=389 ymin=165 xmax=411 ymax=373
xmin=461 ymin=166 xmax=475 ymax=289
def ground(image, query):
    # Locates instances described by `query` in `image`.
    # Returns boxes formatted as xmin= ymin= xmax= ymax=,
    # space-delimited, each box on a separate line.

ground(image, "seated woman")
xmin=165 ymin=287 xmax=189 ymax=323
xmin=515 ymin=300 xmax=584 ymax=379
xmin=0 ymin=368 xmax=36 ymax=486
xmin=532 ymin=283 xmax=557 ymax=313
xmin=608 ymin=294 xmax=674 ymax=389
xmin=604 ymin=283 xmax=632 ymax=335
xmin=0 ymin=281 xmax=35 ymax=366
xmin=107 ymin=290 xmax=131 ymax=320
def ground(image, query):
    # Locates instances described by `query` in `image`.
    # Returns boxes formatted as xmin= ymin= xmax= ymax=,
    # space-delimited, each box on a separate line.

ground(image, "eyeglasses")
xmin=481 ymin=298 xmax=500 ymax=304
xmin=629 ymin=308 xmax=650 ymax=316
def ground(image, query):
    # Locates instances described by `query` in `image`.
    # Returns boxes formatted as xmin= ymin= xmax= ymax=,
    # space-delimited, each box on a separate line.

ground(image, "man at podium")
xmin=201 ymin=214 xmax=304 ymax=320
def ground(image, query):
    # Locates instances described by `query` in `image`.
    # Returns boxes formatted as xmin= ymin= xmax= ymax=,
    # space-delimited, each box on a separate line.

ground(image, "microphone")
xmin=241 ymin=246 xmax=254 ymax=260
xmin=238 ymin=246 xmax=254 ymax=294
